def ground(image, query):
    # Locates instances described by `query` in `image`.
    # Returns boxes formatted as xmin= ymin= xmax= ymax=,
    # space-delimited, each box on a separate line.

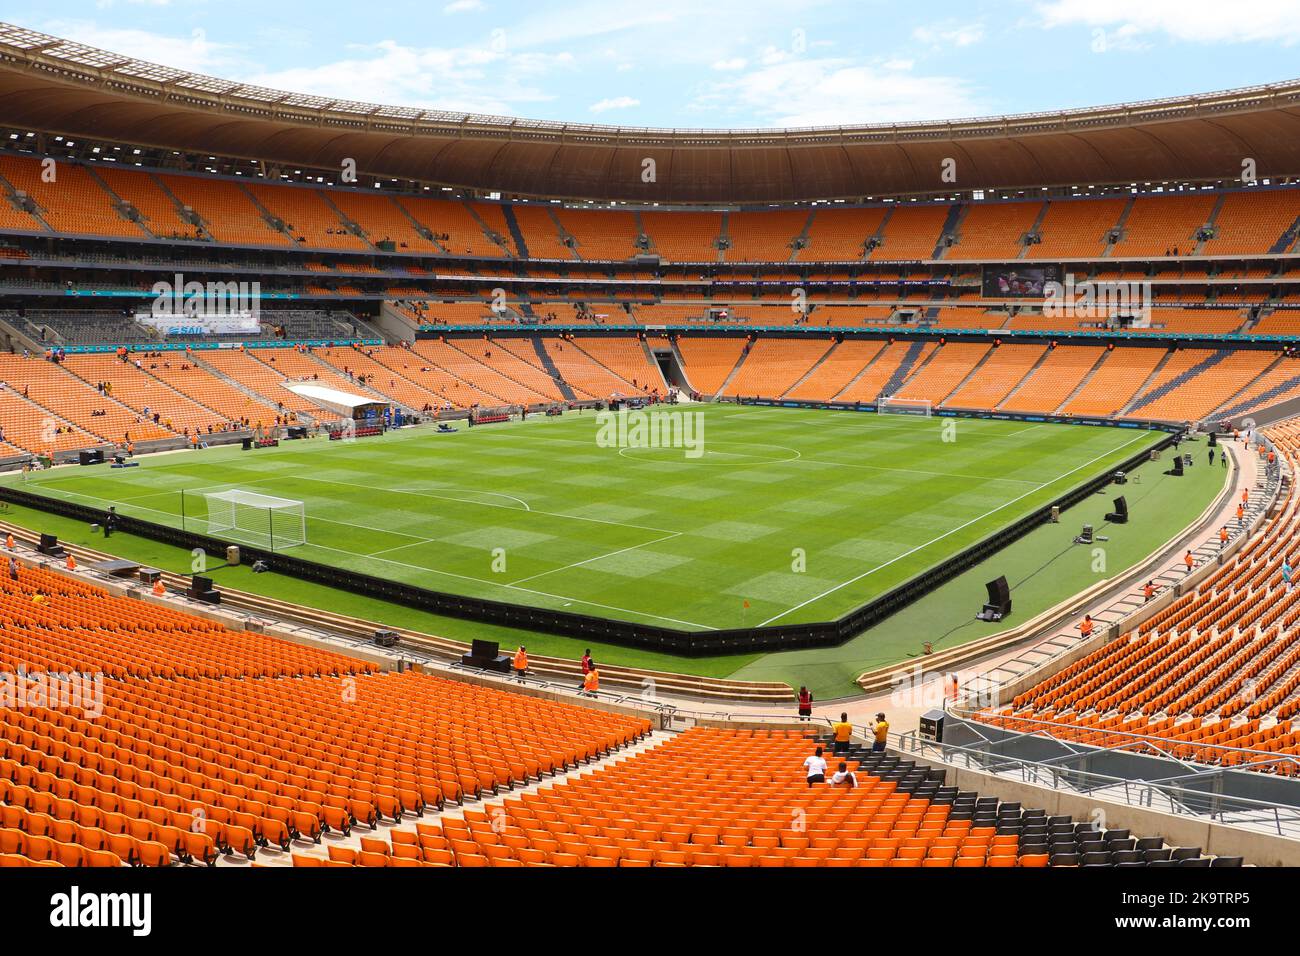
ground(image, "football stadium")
xmin=0 ymin=2 xmax=1291 ymax=936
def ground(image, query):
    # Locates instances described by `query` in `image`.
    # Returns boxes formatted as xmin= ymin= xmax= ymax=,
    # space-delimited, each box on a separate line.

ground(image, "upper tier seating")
xmin=0 ymin=156 xmax=146 ymax=239
xmin=1111 ymin=194 xmax=1217 ymax=258
xmin=157 ymin=174 xmax=287 ymax=247
xmin=641 ymin=211 xmax=722 ymax=262
xmin=797 ymin=207 xmax=889 ymax=261
xmin=949 ymin=202 xmax=1043 ymax=261
xmin=243 ymin=183 xmax=367 ymax=251
xmin=1027 ymin=198 xmax=1126 ymax=260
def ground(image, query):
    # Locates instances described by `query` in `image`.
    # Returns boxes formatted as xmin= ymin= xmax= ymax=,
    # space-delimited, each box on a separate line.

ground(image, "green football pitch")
xmin=10 ymin=405 xmax=1166 ymax=631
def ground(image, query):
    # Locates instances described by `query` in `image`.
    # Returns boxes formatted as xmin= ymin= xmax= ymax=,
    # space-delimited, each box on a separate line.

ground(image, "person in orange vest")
xmin=1143 ymin=580 xmax=1155 ymax=603
xmin=583 ymin=666 xmax=599 ymax=696
xmin=1220 ymin=526 xmax=1230 ymax=549
xmin=1237 ymin=503 xmax=1245 ymax=526
xmin=152 ymin=578 xmax=165 ymax=597
xmin=512 ymin=645 xmax=528 ymax=682
xmin=797 ymin=685 xmax=813 ymax=721
xmin=65 ymin=554 xmax=76 ymax=571
xmin=1079 ymin=614 xmax=1095 ymax=638
xmin=4 ymin=533 xmax=13 ymax=551
xmin=1242 ymin=489 xmax=1250 ymax=506
xmin=1184 ymin=550 xmax=1195 ymax=574
xmin=947 ymin=673 xmax=960 ymax=703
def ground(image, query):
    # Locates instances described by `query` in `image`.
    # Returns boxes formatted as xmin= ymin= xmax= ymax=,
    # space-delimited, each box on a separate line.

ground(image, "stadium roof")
xmin=3 ymin=22 xmax=1300 ymax=204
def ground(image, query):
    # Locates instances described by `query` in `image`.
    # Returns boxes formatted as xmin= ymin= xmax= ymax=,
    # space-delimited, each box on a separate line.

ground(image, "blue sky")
xmin=4 ymin=1 xmax=1300 ymax=128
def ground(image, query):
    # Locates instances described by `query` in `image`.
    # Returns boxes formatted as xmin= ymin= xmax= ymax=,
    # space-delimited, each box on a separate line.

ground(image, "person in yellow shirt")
xmin=31 ymin=591 xmax=46 ymax=605
xmin=832 ymin=712 xmax=853 ymax=755
xmin=512 ymin=645 xmax=528 ymax=682
xmin=583 ymin=667 xmax=599 ymax=696
xmin=872 ymin=713 xmax=889 ymax=753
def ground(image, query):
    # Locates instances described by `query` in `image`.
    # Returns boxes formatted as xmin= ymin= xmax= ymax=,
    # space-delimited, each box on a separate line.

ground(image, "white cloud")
xmin=38 ymin=21 xmax=237 ymax=74
xmin=242 ymin=40 xmax=575 ymax=114
xmin=1037 ymin=0 xmax=1300 ymax=45
xmin=691 ymin=56 xmax=987 ymax=127
xmin=443 ymin=0 xmax=485 ymax=12
xmin=913 ymin=22 xmax=985 ymax=49
xmin=712 ymin=57 xmax=747 ymax=71
xmin=589 ymin=96 xmax=640 ymax=113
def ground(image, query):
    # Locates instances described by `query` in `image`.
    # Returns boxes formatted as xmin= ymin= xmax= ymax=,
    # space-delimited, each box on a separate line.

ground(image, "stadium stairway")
xmin=1127 ymin=350 xmax=1230 ymax=415
xmin=82 ymin=165 xmax=153 ymax=239
xmin=501 ymin=204 xmax=530 ymax=259
xmin=463 ymin=201 xmax=517 ymax=257
xmin=527 ymin=337 xmax=578 ymax=401
xmin=1051 ymin=349 xmax=1111 ymax=414
xmin=934 ymin=343 xmax=997 ymax=406
xmin=780 ymin=339 xmax=841 ymax=397
xmin=878 ymin=339 xmax=930 ymax=398
xmin=993 ymin=345 xmax=1054 ymax=408
xmin=1270 ymin=215 xmax=1300 ymax=254
xmin=266 ymin=732 xmax=665 ymax=868
xmin=187 ymin=352 xmax=304 ymax=421
xmin=710 ymin=342 xmax=753 ymax=399
xmin=1219 ymin=371 xmax=1300 ymax=421
xmin=932 ymin=203 xmax=968 ymax=260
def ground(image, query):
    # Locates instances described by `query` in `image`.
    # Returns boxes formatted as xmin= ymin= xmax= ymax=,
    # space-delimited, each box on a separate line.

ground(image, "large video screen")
xmin=982 ymin=264 xmax=1061 ymax=298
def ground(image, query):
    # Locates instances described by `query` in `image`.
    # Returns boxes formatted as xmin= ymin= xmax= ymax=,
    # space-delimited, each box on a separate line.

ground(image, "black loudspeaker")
xmin=461 ymin=638 xmax=511 ymax=673
xmin=977 ymin=576 xmax=1012 ymax=621
xmin=1167 ymin=456 xmax=1184 ymax=477
xmin=373 ymin=629 xmax=399 ymax=648
xmin=78 ymin=449 xmax=104 ymax=466
xmin=241 ymin=437 xmax=253 ymax=451
xmin=1106 ymin=496 xmax=1129 ymax=524
xmin=287 ymin=425 xmax=308 ymax=439
xmin=1209 ymin=432 xmax=1218 ymax=448
xmin=38 ymin=533 xmax=65 ymax=558
xmin=189 ymin=575 xmax=220 ymax=604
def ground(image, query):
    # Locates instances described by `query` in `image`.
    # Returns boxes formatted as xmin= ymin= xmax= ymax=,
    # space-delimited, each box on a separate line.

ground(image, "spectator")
xmin=796 ymin=685 xmax=813 ymax=721
xmin=871 ymin=713 xmax=889 ymax=753
xmin=512 ymin=645 xmax=528 ymax=682
xmin=583 ymin=666 xmax=600 ymax=696
xmin=832 ymin=712 xmax=853 ymax=755
xmin=803 ymin=746 xmax=827 ymax=787
xmin=829 ymin=762 xmax=857 ymax=788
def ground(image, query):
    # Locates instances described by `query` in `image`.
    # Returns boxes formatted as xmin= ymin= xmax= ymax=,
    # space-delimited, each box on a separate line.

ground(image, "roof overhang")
xmin=2 ymin=22 xmax=1300 ymax=203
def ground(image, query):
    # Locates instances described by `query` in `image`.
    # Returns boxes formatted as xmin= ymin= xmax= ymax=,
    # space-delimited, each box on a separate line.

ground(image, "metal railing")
xmin=895 ymin=728 xmax=1300 ymax=838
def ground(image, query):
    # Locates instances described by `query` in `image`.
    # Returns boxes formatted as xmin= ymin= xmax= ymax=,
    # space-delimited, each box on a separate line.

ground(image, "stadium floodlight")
xmin=201 ymin=489 xmax=306 ymax=550
xmin=876 ymin=396 xmax=933 ymax=417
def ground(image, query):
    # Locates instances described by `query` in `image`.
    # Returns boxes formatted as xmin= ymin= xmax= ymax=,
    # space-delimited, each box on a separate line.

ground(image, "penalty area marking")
xmin=757 ymin=431 xmax=1155 ymax=627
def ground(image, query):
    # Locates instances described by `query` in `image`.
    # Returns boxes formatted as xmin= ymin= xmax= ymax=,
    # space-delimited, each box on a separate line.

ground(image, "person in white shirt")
xmin=803 ymin=746 xmax=827 ymax=787
xmin=829 ymin=762 xmax=857 ymax=788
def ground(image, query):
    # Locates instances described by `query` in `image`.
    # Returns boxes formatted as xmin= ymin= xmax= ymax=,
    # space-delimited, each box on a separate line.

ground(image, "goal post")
xmin=201 ymin=489 xmax=306 ymax=550
xmin=876 ymin=395 xmax=933 ymax=417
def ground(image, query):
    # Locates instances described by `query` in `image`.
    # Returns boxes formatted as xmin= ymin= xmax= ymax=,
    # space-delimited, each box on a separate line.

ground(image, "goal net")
xmin=202 ymin=489 xmax=306 ymax=550
xmin=876 ymin=396 xmax=932 ymax=417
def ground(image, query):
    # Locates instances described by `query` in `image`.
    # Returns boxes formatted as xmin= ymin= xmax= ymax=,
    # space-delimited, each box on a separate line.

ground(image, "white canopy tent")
xmin=284 ymin=382 xmax=388 ymax=419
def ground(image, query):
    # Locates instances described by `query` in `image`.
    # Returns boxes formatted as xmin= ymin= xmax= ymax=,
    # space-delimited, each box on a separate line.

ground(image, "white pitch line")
xmin=757 ymin=431 xmax=1154 ymax=626
xmin=506 ymin=531 xmax=683 ymax=586
xmin=304 ymin=539 xmax=712 ymax=629
xmin=23 ymin=481 xmax=713 ymax=629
